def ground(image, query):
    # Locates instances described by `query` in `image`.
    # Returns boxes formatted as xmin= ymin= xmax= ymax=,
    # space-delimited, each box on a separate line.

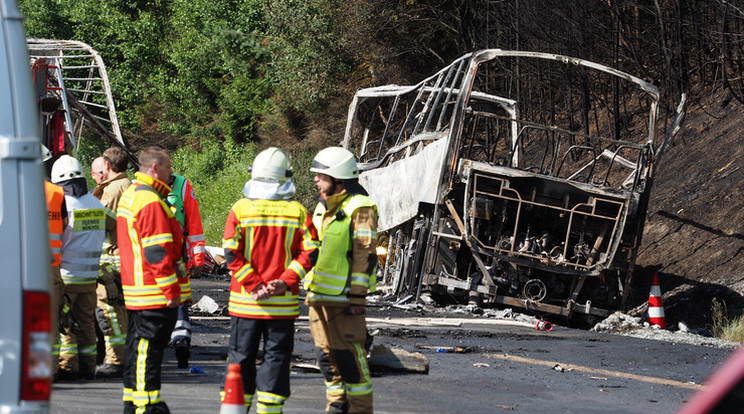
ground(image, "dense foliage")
xmin=21 ymin=0 xmax=744 ymax=147
xmin=21 ymin=0 xmax=744 ymax=248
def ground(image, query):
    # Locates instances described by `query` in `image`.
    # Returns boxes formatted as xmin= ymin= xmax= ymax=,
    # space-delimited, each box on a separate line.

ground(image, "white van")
xmin=0 ymin=0 xmax=52 ymax=412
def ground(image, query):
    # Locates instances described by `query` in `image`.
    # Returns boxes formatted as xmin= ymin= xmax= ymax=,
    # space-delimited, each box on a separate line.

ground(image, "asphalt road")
xmin=50 ymin=277 xmax=736 ymax=413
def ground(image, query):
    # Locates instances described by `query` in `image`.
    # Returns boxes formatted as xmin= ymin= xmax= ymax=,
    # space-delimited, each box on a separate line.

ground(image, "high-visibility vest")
xmin=307 ymin=194 xmax=377 ymax=296
xmin=167 ymin=174 xmax=186 ymax=228
xmin=45 ymin=181 xmax=65 ymax=267
xmin=60 ymin=194 xmax=107 ymax=284
xmin=167 ymin=174 xmax=206 ymax=267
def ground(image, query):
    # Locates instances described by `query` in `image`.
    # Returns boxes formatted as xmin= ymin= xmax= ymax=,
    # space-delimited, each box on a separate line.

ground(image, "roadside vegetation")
xmin=711 ymin=299 xmax=744 ymax=343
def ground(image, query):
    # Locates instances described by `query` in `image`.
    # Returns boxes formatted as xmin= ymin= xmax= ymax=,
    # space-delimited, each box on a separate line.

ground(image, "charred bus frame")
xmin=343 ymin=49 xmax=685 ymax=322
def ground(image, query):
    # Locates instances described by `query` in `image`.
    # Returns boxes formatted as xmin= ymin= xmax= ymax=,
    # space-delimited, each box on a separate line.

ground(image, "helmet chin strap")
xmin=330 ymin=178 xmax=344 ymax=196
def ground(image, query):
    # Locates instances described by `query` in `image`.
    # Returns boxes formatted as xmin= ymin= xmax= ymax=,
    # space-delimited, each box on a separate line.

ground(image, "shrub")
xmin=711 ymin=298 xmax=744 ymax=343
xmin=171 ymin=140 xmax=255 ymax=245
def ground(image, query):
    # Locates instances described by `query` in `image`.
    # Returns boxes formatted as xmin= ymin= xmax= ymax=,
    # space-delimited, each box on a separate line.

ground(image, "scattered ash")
xmin=376 ymin=328 xmax=429 ymax=339
xmin=592 ymin=312 xmax=739 ymax=349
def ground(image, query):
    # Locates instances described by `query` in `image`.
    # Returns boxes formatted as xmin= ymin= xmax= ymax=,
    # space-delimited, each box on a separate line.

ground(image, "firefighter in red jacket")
xmin=117 ymin=146 xmax=190 ymax=414
xmin=221 ymin=147 xmax=318 ymax=413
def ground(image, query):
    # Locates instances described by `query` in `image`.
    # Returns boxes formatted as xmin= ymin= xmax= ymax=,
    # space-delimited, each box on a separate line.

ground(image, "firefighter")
xmin=42 ymin=145 xmax=68 ymax=378
xmin=221 ymin=147 xmax=318 ymax=413
xmin=53 ymin=155 xmax=109 ymax=381
xmin=90 ymin=147 xmax=132 ymax=378
xmin=305 ymin=147 xmax=378 ymax=414
xmin=118 ymin=145 xmax=190 ymax=414
xmin=166 ymin=170 xmax=205 ymax=369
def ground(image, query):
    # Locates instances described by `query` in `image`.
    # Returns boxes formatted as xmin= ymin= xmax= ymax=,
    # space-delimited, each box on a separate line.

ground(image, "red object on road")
xmin=220 ymin=364 xmax=245 ymax=414
xmin=536 ymin=320 xmax=553 ymax=331
xmin=648 ymin=272 xmax=667 ymax=329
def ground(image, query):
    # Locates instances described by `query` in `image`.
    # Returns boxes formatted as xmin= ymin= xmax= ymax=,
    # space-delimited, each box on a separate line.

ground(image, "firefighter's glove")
xmin=98 ymin=266 xmax=123 ymax=305
xmin=97 ymin=268 xmax=114 ymax=286
xmin=105 ymin=280 xmax=123 ymax=305
xmin=59 ymin=294 xmax=74 ymax=334
xmin=176 ymin=261 xmax=188 ymax=279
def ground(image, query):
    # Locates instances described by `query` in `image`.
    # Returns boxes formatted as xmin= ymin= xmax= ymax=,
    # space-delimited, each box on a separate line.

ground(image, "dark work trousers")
xmin=227 ymin=317 xmax=294 ymax=410
xmin=123 ymin=307 xmax=178 ymax=414
xmin=170 ymin=303 xmax=191 ymax=345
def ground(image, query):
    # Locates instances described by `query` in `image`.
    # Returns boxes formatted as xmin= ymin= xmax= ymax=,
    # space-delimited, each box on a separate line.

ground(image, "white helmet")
xmin=51 ymin=155 xmax=84 ymax=183
xmin=250 ymin=147 xmax=292 ymax=181
xmin=309 ymin=147 xmax=359 ymax=179
xmin=40 ymin=144 xmax=52 ymax=162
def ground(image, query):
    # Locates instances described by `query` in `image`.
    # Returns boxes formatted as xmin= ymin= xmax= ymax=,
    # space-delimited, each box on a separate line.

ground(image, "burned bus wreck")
xmin=343 ymin=50 xmax=685 ymax=322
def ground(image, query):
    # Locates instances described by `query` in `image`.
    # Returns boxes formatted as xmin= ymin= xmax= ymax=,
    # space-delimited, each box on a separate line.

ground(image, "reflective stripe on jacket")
xmin=167 ymin=174 xmax=206 ymax=268
xmin=306 ymin=194 xmax=377 ymax=302
xmin=45 ymin=181 xmax=65 ymax=267
xmin=60 ymin=193 xmax=107 ymax=284
xmin=117 ymin=172 xmax=190 ymax=310
xmin=222 ymin=198 xmax=318 ymax=319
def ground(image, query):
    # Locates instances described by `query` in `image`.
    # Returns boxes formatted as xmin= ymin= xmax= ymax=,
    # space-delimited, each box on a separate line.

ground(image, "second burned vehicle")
xmin=342 ymin=50 xmax=685 ymax=323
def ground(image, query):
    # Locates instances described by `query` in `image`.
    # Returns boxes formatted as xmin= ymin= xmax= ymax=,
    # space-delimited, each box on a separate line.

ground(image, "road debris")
xmin=188 ymin=366 xmax=205 ymax=374
xmin=416 ymin=345 xmax=472 ymax=354
xmin=535 ymin=320 xmax=553 ymax=331
xmin=192 ymin=295 xmax=220 ymax=314
xmin=291 ymin=362 xmax=321 ymax=373
xmin=552 ymin=364 xmax=573 ymax=373
xmin=368 ymin=344 xmax=429 ymax=374
xmin=592 ymin=312 xmax=739 ymax=348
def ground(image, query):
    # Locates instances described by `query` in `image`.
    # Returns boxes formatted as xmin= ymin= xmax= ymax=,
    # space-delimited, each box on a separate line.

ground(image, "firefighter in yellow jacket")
xmin=222 ymin=147 xmax=318 ymax=413
xmin=305 ymin=147 xmax=378 ymax=414
xmin=117 ymin=146 xmax=190 ymax=414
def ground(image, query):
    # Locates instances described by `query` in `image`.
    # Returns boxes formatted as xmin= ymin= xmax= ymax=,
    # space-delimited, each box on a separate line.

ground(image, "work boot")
xmin=173 ymin=338 xmax=190 ymax=369
xmin=144 ymin=402 xmax=171 ymax=414
xmin=326 ymin=401 xmax=348 ymax=414
xmin=125 ymin=402 xmax=171 ymax=414
xmin=54 ymin=369 xmax=79 ymax=382
xmin=95 ymin=363 xmax=124 ymax=378
xmin=79 ymin=361 xmax=96 ymax=380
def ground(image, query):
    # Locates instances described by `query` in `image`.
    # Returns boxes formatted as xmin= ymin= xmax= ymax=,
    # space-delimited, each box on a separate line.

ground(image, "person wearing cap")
xmin=117 ymin=145 xmax=190 ymax=414
xmin=221 ymin=147 xmax=318 ymax=413
xmin=305 ymin=147 xmax=378 ymax=414
xmin=51 ymin=154 xmax=110 ymax=381
xmin=90 ymin=147 xmax=131 ymax=378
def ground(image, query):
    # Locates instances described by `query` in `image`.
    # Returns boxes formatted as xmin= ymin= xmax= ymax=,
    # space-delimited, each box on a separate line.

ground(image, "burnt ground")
xmin=632 ymin=88 xmax=744 ymax=334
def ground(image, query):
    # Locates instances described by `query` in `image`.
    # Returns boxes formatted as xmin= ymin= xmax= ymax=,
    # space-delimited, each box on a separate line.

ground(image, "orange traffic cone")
xmin=648 ymin=272 xmax=667 ymax=329
xmin=220 ymin=364 xmax=245 ymax=414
